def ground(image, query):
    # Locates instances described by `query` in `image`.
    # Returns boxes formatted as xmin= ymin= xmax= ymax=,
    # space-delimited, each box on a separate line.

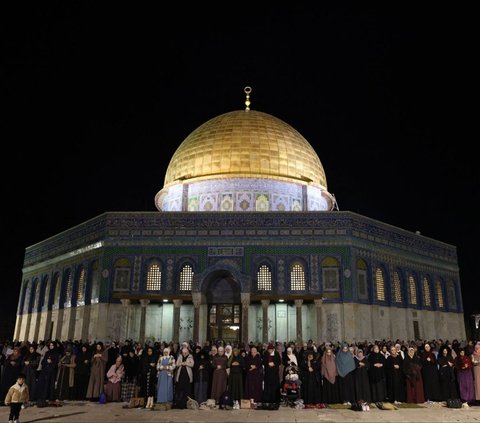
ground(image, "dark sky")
xmin=2 ymin=3 xmax=478 ymax=338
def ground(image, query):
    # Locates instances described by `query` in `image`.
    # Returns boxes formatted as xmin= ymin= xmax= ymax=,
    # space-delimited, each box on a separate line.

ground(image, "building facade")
xmin=14 ymin=106 xmax=466 ymax=344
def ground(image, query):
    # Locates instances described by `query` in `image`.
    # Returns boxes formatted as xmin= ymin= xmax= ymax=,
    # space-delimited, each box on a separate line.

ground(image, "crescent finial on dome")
xmin=244 ymin=86 xmax=252 ymax=111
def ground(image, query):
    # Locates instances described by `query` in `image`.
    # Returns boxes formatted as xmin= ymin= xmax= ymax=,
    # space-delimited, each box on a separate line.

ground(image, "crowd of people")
xmin=1 ymin=337 xmax=479 ymax=412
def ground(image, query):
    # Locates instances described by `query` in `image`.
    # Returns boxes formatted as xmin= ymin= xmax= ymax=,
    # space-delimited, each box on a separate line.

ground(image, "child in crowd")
xmin=5 ymin=373 xmax=29 ymax=423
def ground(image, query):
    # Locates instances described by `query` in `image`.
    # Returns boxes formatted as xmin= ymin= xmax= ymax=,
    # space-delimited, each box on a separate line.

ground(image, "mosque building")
xmin=14 ymin=88 xmax=466 ymax=345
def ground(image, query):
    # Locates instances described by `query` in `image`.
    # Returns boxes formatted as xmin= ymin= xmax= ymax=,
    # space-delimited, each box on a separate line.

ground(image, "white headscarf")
xmin=286 ymin=347 xmax=298 ymax=366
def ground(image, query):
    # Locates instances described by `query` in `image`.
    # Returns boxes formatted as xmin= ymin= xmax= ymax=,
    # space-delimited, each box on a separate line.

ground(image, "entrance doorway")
xmin=413 ymin=320 xmax=420 ymax=340
xmin=208 ymin=304 xmax=241 ymax=343
xmin=203 ymin=269 xmax=241 ymax=343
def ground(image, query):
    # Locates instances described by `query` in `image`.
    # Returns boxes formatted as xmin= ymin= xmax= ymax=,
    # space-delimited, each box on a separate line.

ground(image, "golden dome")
xmin=163 ymin=110 xmax=328 ymax=189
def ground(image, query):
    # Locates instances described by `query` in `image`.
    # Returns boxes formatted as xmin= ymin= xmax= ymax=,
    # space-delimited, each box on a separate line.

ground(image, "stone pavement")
xmin=1 ymin=402 xmax=479 ymax=423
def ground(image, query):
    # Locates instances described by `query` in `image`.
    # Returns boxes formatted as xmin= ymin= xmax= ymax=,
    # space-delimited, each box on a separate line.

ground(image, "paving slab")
xmin=1 ymin=402 xmax=479 ymax=423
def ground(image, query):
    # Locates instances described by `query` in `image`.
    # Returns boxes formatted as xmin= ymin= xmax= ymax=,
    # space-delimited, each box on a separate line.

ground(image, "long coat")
xmin=86 ymin=348 xmax=108 ymax=399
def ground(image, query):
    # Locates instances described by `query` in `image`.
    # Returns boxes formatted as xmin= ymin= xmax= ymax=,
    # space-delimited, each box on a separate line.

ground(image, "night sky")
xmin=3 ymin=3 xmax=478 ymax=338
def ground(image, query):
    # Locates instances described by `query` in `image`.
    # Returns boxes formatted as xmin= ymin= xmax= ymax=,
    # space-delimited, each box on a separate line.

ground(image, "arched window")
xmin=375 ymin=267 xmax=385 ymax=301
xmin=408 ymin=275 xmax=417 ymax=305
xmin=321 ymin=257 xmax=339 ymax=291
xmin=422 ymin=277 xmax=431 ymax=307
xmin=77 ymin=267 xmax=86 ymax=306
xmin=356 ymin=259 xmax=368 ymax=300
xmin=146 ymin=262 xmax=162 ymax=291
xmin=435 ymin=279 xmax=444 ymax=309
xmin=32 ymin=278 xmax=41 ymax=312
xmin=257 ymin=264 xmax=272 ymax=291
xmin=392 ymin=271 xmax=402 ymax=304
xmin=53 ymin=273 xmax=61 ymax=309
xmin=42 ymin=275 xmax=50 ymax=311
xmin=22 ymin=281 xmax=32 ymax=313
xmin=114 ymin=258 xmax=131 ymax=291
xmin=64 ymin=269 xmax=73 ymax=307
xmin=179 ymin=264 xmax=194 ymax=291
xmin=90 ymin=261 xmax=101 ymax=304
xmin=447 ymin=281 xmax=457 ymax=309
xmin=290 ymin=263 xmax=305 ymax=291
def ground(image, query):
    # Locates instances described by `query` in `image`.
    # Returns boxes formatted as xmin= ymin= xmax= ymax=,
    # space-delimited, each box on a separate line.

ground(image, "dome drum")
xmin=156 ymin=177 xmax=334 ymax=211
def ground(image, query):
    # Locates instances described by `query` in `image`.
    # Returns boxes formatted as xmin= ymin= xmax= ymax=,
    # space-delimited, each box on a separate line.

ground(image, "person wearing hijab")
xmin=300 ymin=350 xmax=321 ymax=405
xmin=245 ymin=346 xmax=263 ymax=402
xmin=285 ymin=347 xmax=298 ymax=367
xmin=193 ymin=345 xmax=210 ymax=404
xmin=0 ymin=345 xmax=22 ymax=402
xmin=262 ymin=343 xmax=281 ymax=404
xmin=354 ymin=349 xmax=371 ymax=403
xmin=139 ymin=346 xmax=158 ymax=409
xmin=210 ymin=346 xmax=228 ymax=403
xmin=55 ymin=345 xmax=77 ymax=401
xmin=368 ymin=344 xmax=387 ymax=402
xmin=85 ymin=342 xmax=108 ymax=402
xmin=321 ymin=346 xmax=339 ymax=404
xmin=472 ymin=342 xmax=480 ymax=401
xmin=73 ymin=343 xmax=91 ymax=400
xmin=21 ymin=343 xmax=40 ymax=403
xmin=105 ymin=355 xmax=124 ymax=402
xmin=36 ymin=341 xmax=59 ymax=404
xmin=402 ymin=346 xmax=425 ymax=403
xmin=455 ymin=348 xmax=475 ymax=402
xmin=224 ymin=345 xmax=232 ymax=360
xmin=174 ymin=347 xmax=194 ymax=409
xmin=156 ymin=347 xmax=176 ymax=405
xmin=437 ymin=346 xmax=458 ymax=401
xmin=228 ymin=347 xmax=245 ymax=406
xmin=121 ymin=347 xmax=139 ymax=404
xmin=420 ymin=343 xmax=441 ymax=401
xmin=336 ymin=343 xmax=356 ymax=405
xmin=385 ymin=345 xmax=405 ymax=404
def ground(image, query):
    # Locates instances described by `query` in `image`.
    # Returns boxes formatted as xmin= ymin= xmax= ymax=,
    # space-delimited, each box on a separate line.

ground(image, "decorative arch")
xmin=52 ymin=272 xmax=61 ymax=310
xmin=356 ymin=258 xmax=369 ymax=300
xmin=447 ymin=280 xmax=458 ymax=310
xmin=114 ymin=257 xmax=132 ymax=291
xmin=23 ymin=279 xmax=34 ymax=313
xmin=195 ymin=260 xmax=250 ymax=294
xmin=40 ymin=274 xmax=50 ymax=312
xmin=32 ymin=277 xmax=41 ymax=313
xmin=89 ymin=260 xmax=101 ymax=304
xmin=321 ymin=256 xmax=340 ymax=291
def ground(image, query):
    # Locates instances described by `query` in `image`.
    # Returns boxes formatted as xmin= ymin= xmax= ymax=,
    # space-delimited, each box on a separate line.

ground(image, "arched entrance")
xmin=203 ymin=270 xmax=241 ymax=343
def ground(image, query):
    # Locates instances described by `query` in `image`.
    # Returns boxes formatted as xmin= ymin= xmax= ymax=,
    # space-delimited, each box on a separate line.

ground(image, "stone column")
xmin=173 ymin=299 xmax=183 ymax=343
xmin=241 ymin=293 xmax=250 ymax=347
xmin=39 ymin=309 xmax=52 ymax=341
xmin=120 ymin=299 xmax=131 ymax=340
xmin=139 ymin=299 xmax=150 ymax=345
xmin=261 ymin=299 xmax=270 ymax=344
xmin=314 ymin=298 xmax=324 ymax=343
xmin=295 ymin=299 xmax=304 ymax=343
xmin=192 ymin=294 xmax=201 ymax=344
